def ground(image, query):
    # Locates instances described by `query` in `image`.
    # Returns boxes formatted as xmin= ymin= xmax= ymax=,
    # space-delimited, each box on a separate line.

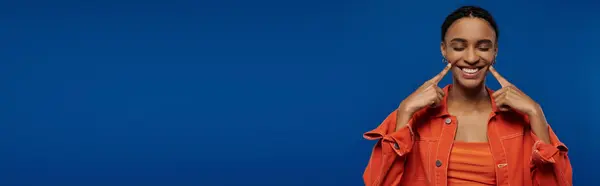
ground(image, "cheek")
xmin=451 ymin=67 xmax=462 ymax=75
xmin=479 ymin=52 xmax=496 ymax=63
xmin=445 ymin=48 xmax=463 ymax=60
xmin=444 ymin=52 xmax=462 ymax=63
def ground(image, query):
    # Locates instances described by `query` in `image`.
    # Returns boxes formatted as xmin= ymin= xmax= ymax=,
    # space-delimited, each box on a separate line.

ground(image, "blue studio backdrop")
xmin=1 ymin=0 xmax=599 ymax=185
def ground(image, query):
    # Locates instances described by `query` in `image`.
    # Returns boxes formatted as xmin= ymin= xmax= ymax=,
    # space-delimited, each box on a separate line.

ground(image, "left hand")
xmin=489 ymin=66 xmax=541 ymax=116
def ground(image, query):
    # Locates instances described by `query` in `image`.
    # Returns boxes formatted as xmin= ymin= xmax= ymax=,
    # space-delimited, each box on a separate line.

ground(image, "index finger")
xmin=488 ymin=66 xmax=511 ymax=87
xmin=429 ymin=63 xmax=452 ymax=84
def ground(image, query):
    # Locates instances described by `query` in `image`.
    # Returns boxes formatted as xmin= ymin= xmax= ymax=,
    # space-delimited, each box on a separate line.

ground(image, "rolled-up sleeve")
xmin=363 ymin=110 xmax=416 ymax=156
xmin=530 ymin=125 xmax=572 ymax=186
xmin=363 ymin=109 xmax=418 ymax=186
xmin=530 ymin=125 xmax=568 ymax=164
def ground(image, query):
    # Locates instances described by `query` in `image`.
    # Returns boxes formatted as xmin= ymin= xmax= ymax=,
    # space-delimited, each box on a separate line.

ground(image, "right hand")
xmin=398 ymin=63 xmax=452 ymax=116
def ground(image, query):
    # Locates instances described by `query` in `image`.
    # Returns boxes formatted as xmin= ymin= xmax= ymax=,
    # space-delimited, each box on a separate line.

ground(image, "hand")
xmin=489 ymin=66 xmax=541 ymax=116
xmin=398 ymin=63 xmax=452 ymax=116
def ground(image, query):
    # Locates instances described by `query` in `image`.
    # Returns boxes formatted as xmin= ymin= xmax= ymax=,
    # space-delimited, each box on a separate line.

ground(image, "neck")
xmin=448 ymin=80 xmax=490 ymax=110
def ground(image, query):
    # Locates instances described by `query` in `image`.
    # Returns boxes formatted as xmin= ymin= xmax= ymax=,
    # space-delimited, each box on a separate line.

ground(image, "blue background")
xmin=1 ymin=0 xmax=598 ymax=185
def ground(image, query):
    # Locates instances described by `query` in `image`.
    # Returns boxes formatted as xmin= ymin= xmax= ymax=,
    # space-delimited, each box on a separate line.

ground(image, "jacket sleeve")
xmin=362 ymin=109 xmax=417 ymax=186
xmin=530 ymin=125 xmax=572 ymax=186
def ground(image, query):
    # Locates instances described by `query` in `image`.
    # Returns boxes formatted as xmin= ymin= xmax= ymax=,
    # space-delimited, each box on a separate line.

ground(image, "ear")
xmin=494 ymin=44 xmax=499 ymax=56
xmin=440 ymin=42 xmax=447 ymax=60
xmin=493 ymin=45 xmax=499 ymax=65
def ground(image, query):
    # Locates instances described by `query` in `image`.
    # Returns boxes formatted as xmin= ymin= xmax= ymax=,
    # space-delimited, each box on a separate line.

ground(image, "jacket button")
xmin=436 ymin=160 xmax=442 ymax=167
xmin=444 ymin=118 xmax=452 ymax=124
xmin=393 ymin=143 xmax=400 ymax=150
xmin=497 ymin=163 xmax=508 ymax=168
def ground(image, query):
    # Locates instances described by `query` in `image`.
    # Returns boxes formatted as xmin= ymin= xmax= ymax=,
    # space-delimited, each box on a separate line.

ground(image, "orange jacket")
xmin=363 ymin=85 xmax=572 ymax=186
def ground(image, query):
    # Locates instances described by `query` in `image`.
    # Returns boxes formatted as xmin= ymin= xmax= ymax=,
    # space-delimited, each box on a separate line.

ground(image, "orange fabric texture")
xmin=447 ymin=142 xmax=496 ymax=186
xmin=362 ymin=85 xmax=572 ymax=186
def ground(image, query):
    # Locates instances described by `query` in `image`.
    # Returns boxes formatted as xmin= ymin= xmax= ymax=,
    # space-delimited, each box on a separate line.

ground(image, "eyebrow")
xmin=477 ymin=39 xmax=493 ymax=45
xmin=449 ymin=38 xmax=494 ymax=45
xmin=450 ymin=38 xmax=467 ymax=43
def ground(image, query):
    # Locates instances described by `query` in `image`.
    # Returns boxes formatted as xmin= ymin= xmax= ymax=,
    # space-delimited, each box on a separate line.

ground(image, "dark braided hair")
xmin=441 ymin=6 xmax=499 ymax=42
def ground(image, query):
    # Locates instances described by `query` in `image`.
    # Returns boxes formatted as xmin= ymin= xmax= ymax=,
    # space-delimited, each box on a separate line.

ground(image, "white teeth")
xmin=462 ymin=68 xmax=479 ymax=74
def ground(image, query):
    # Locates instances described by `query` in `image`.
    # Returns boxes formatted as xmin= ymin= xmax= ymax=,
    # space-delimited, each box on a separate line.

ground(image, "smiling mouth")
xmin=457 ymin=66 xmax=484 ymax=74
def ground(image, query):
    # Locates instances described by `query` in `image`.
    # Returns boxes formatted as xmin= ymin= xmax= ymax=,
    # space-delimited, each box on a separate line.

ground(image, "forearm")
xmin=395 ymin=106 xmax=413 ymax=132
xmin=529 ymin=106 xmax=551 ymax=144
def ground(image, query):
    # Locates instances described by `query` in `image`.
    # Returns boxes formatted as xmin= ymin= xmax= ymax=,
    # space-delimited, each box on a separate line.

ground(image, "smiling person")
xmin=362 ymin=6 xmax=572 ymax=186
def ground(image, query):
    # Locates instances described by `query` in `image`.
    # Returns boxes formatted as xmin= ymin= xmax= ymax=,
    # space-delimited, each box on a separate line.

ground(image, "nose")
xmin=464 ymin=48 xmax=479 ymax=65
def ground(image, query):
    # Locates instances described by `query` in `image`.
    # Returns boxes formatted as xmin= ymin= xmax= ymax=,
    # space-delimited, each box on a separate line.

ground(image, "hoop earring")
xmin=442 ymin=58 xmax=448 ymax=64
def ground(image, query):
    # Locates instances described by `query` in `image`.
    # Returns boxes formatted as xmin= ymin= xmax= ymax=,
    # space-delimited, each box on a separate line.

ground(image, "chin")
xmin=455 ymin=78 xmax=485 ymax=89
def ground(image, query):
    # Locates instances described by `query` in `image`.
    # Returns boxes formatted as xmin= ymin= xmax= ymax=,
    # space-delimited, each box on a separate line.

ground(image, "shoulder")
xmin=496 ymin=110 xmax=529 ymax=125
xmin=494 ymin=110 xmax=531 ymax=135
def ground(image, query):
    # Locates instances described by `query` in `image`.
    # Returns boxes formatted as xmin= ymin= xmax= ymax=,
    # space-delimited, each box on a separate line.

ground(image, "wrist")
xmin=395 ymin=105 xmax=415 ymax=131
xmin=527 ymin=105 xmax=549 ymax=128
xmin=526 ymin=104 xmax=543 ymax=117
xmin=397 ymin=104 xmax=415 ymax=118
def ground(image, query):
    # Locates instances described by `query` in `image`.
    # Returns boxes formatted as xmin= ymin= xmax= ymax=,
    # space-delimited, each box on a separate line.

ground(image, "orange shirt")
xmin=447 ymin=142 xmax=496 ymax=185
xmin=362 ymin=85 xmax=572 ymax=186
